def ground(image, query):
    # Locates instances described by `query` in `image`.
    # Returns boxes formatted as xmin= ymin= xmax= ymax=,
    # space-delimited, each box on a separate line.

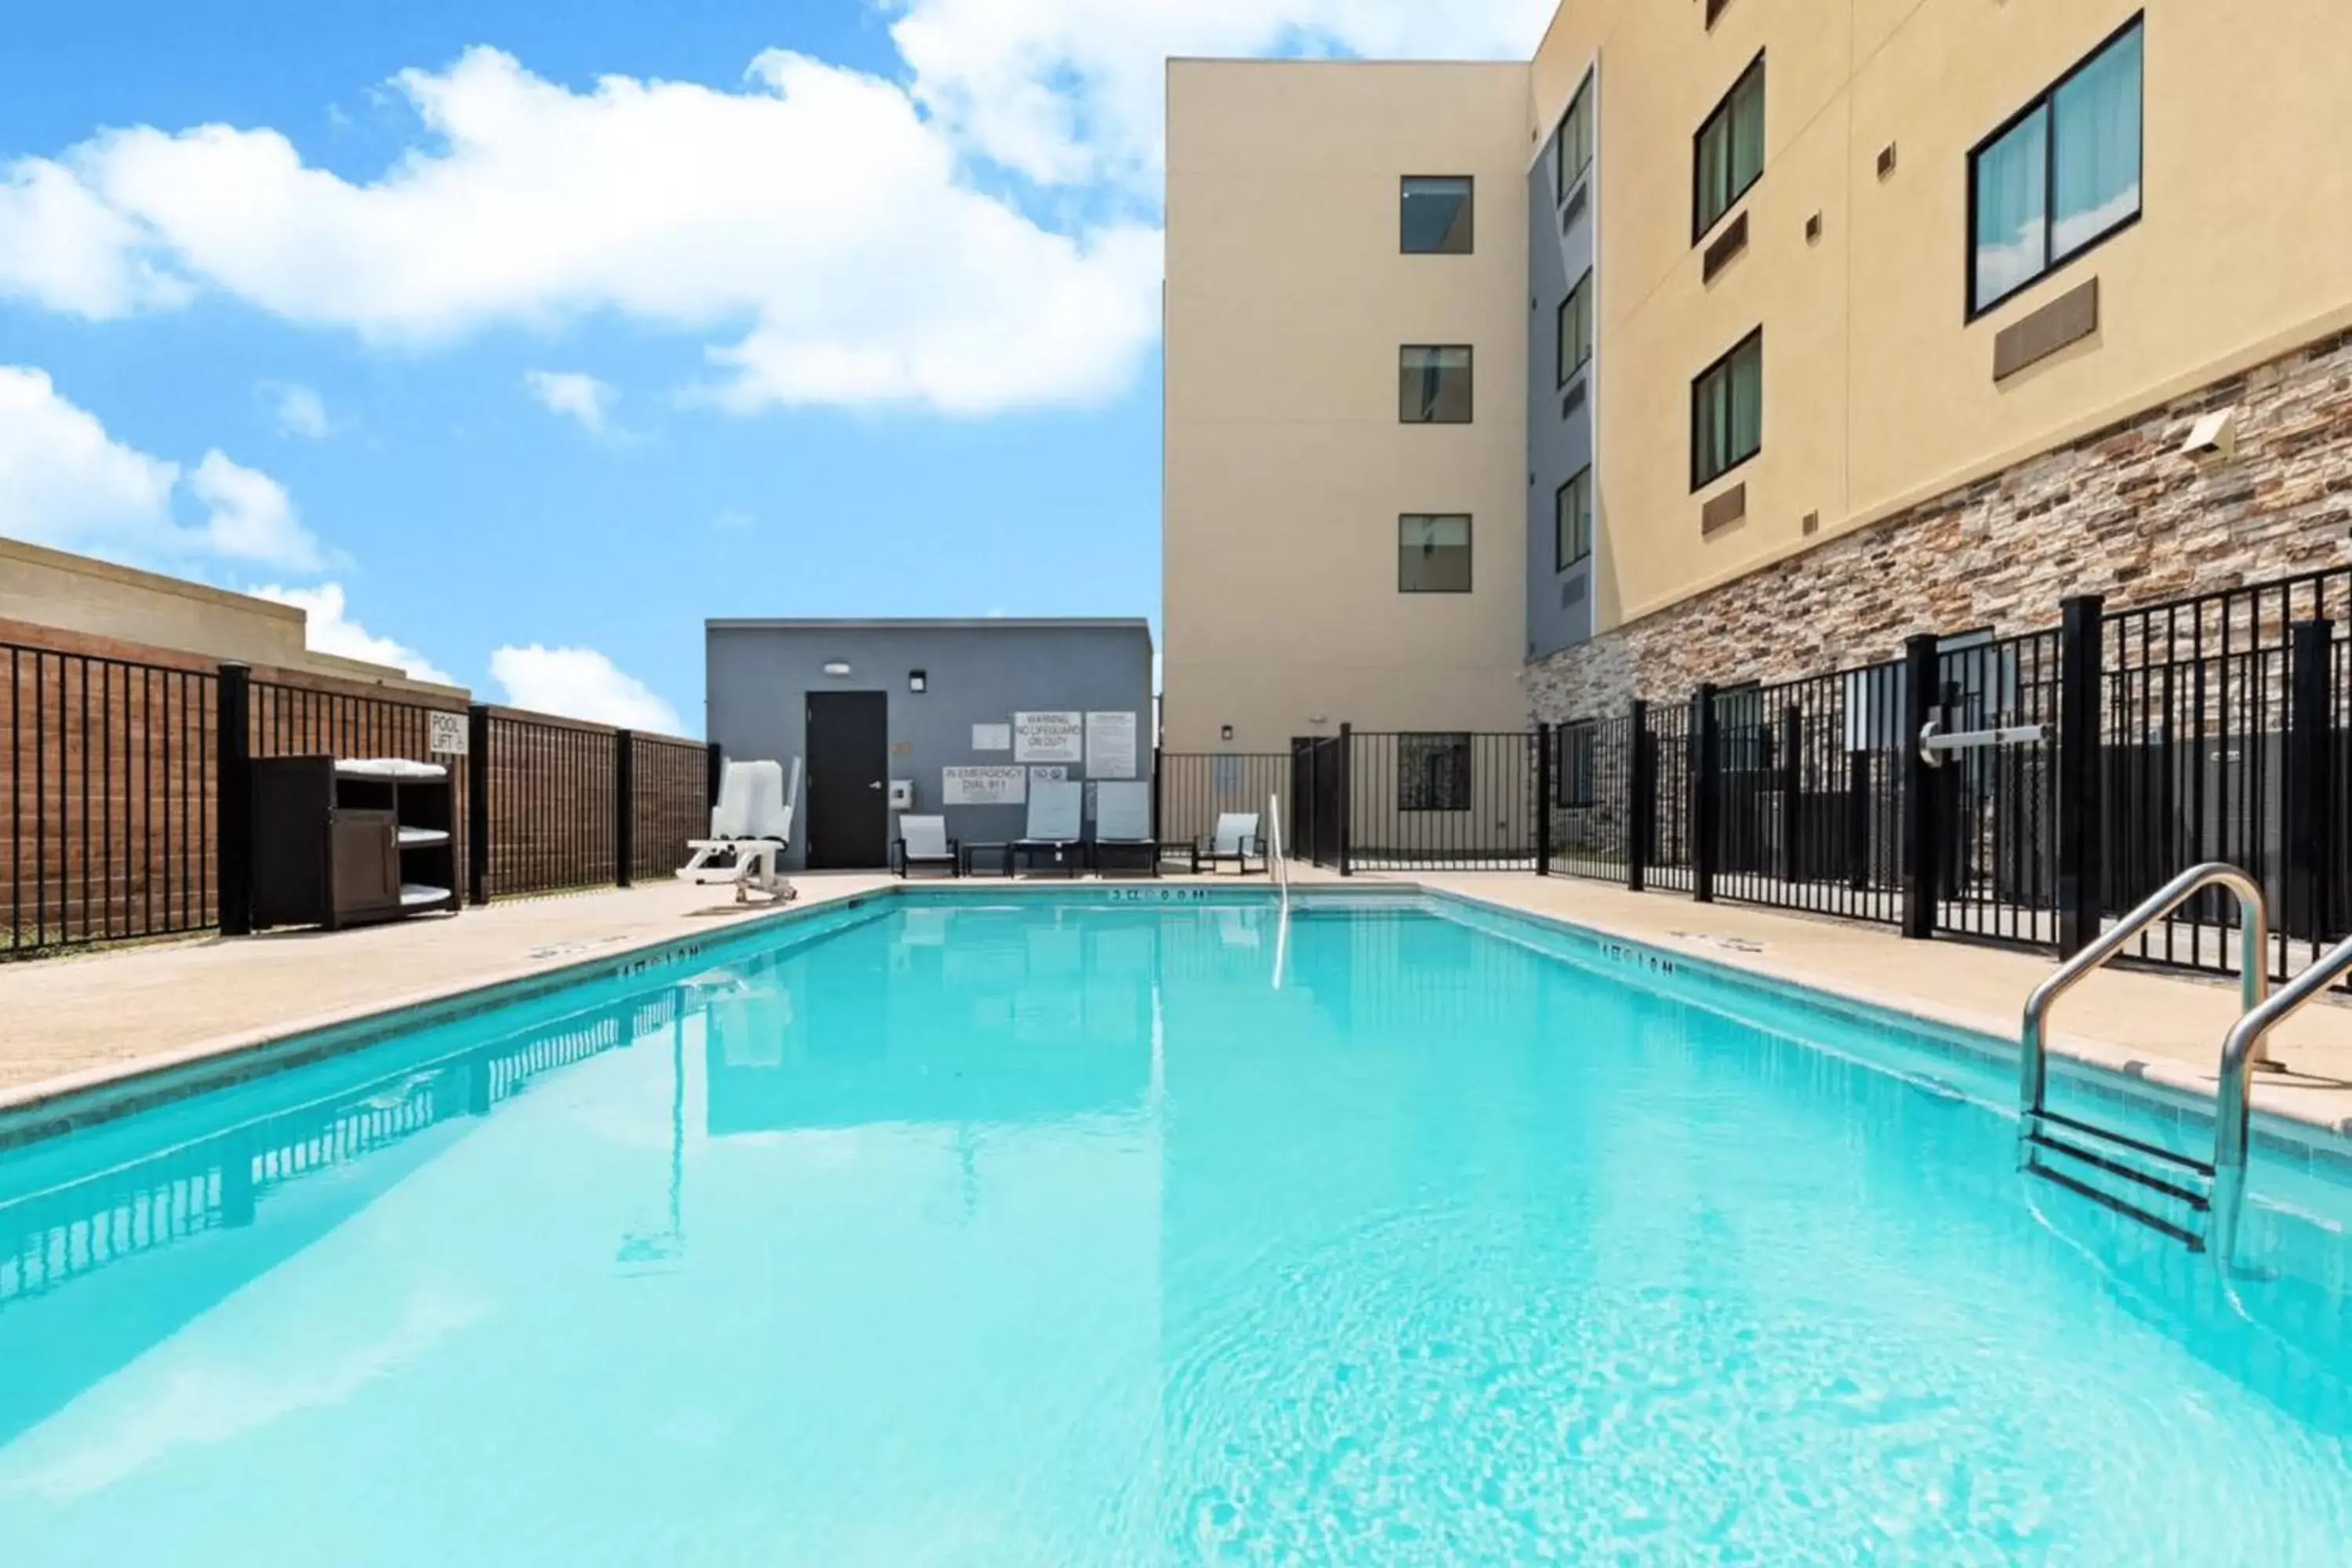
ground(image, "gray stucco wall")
xmin=706 ymin=621 xmax=1155 ymax=869
xmin=1526 ymin=67 xmax=1598 ymax=662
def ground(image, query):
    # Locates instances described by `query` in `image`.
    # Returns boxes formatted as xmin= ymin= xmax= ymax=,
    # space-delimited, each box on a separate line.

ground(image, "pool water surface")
xmin=3 ymin=895 xmax=2350 ymax=1564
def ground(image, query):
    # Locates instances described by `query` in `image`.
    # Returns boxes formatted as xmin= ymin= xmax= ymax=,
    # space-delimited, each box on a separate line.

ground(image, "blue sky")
xmin=0 ymin=0 xmax=1543 ymax=734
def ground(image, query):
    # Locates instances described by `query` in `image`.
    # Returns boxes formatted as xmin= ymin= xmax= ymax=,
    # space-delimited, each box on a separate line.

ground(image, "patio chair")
xmin=1200 ymin=811 xmax=1263 ymax=875
xmin=1091 ymin=781 xmax=1158 ymax=877
xmin=892 ymin=814 xmax=960 ymax=878
xmin=677 ymin=758 xmax=797 ymax=903
xmin=1013 ymin=779 xmax=1084 ymax=877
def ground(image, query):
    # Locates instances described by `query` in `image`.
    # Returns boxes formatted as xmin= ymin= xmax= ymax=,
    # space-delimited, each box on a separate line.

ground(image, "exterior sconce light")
xmin=822 ymin=660 xmax=852 ymax=677
xmin=909 ymin=670 xmax=927 ymax=693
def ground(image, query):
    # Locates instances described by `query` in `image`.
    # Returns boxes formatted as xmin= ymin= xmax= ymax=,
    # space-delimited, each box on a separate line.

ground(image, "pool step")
xmin=2024 ymin=1109 xmax=2213 ymax=1251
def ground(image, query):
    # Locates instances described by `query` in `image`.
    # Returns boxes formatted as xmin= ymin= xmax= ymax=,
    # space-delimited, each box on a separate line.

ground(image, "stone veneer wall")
xmin=1528 ymin=327 xmax=2352 ymax=721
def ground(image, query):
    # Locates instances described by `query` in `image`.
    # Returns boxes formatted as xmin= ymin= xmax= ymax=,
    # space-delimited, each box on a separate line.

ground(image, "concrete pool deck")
xmin=2 ymin=867 xmax=2347 ymax=1136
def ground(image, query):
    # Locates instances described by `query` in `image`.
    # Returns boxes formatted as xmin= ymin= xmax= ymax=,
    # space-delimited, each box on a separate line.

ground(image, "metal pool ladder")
xmin=2018 ymin=862 xmax=2271 ymax=1254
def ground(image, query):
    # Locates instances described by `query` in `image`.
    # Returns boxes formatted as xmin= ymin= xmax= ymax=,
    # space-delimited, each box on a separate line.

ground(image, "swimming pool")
xmin=5 ymin=889 xmax=2351 ymax=1563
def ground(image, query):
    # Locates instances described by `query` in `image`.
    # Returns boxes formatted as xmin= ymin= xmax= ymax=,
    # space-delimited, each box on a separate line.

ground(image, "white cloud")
xmin=267 ymin=381 xmax=332 ymax=438
xmin=888 ymin=0 xmax=1555 ymax=187
xmin=0 ymin=365 xmax=329 ymax=572
xmin=523 ymin=369 xmax=616 ymax=434
xmin=246 ymin=582 xmax=454 ymax=684
xmin=0 ymin=158 xmax=192 ymax=318
xmin=713 ymin=506 xmax=753 ymax=531
xmin=3 ymin=48 xmax=1160 ymax=416
xmin=490 ymin=644 xmax=684 ymax=734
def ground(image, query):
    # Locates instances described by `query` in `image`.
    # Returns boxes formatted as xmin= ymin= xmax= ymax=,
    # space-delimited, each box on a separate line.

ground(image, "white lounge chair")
xmin=1091 ymin=781 xmax=1158 ymax=877
xmin=1013 ymin=779 xmax=1084 ymax=877
xmin=893 ymin=814 xmax=960 ymax=878
xmin=677 ymin=759 xmax=798 ymax=903
xmin=1200 ymin=811 xmax=1263 ymax=875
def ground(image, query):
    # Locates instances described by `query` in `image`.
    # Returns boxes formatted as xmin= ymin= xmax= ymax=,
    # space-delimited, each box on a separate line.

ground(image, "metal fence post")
xmin=1337 ymin=722 xmax=1353 ymax=877
xmin=466 ymin=704 xmax=491 ymax=906
xmin=1152 ymin=744 xmax=1164 ymax=851
xmin=1535 ymin=722 xmax=1554 ymax=877
xmin=1628 ymin=699 xmax=1652 ymax=893
xmin=2055 ymin=593 xmax=2107 ymax=956
xmin=1899 ymin=633 xmax=1941 ymax=940
xmin=1691 ymin=684 xmax=1719 ymax=903
xmin=1777 ymin=702 xmax=1802 ymax=886
xmin=2286 ymin=618 xmax=2334 ymax=942
xmin=614 ymin=729 xmax=635 ymax=888
xmin=216 ymin=662 xmax=252 ymax=937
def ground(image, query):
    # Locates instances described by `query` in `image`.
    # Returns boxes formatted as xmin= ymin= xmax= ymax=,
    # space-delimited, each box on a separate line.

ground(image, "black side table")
xmin=962 ymin=842 xmax=1013 ymax=877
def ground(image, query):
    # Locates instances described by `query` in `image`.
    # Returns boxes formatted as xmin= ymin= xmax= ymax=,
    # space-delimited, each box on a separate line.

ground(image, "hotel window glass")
xmin=1557 ymin=270 xmax=1593 ymax=387
xmin=1398 ymin=514 xmax=1472 ymax=593
xmin=1555 ymin=78 xmax=1595 ymax=199
xmin=1693 ymin=55 xmax=1765 ymax=239
xmin=1691 ymin=329 xmax=1762 ymax=489
xmin=1399 ymin=347 xmax=1472 ymax=423
xmin=1970 ymin=19 xmax=2142 ymax=314
xmin=1399 ymin=734 xmax=1472 ymax=812
xmin=1555 ymin=467 xmax=1593 ymax=571
xmin=1400 ymin=176 xmax=1474 ymax=254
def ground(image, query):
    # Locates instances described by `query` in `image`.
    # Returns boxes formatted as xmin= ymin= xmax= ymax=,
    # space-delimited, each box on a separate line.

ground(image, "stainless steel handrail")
xmin=2020 ymin=862 xmax=2272 ymax=1125
xmin=2212 ymin=931 xmax=2352 ymax=1265
xmin=1267 ymin=792 xmax=1290 ymax=914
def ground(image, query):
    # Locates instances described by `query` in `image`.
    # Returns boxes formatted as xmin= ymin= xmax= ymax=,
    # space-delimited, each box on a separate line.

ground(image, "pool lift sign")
xmin=428 ymin=711 xmax=469 ymax=756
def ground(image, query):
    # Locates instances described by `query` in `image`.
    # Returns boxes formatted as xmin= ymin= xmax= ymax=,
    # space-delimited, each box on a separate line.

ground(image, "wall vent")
xmin=1700 ymin=482 xmax=1748 ymax=533
xmin=1562 ymin=183 xmax=1588 ymax=227
xmin=1701 ymin=210 xmax=1749 ymax=282
xmin=1877 ymin=144 xmax=1898 ymax=180
xmin=1993 ymin=278 xmax=2100 ymax=381
xmin=1802 ymin=510 xmax=1820 ymax=535
xmin=1562 ymin=576 xmax=1588 ymax=607
xmin=1705 ymin=0 xmax=1733 ymax=27
xmin=1805 ymin=212 xmax=1823 ymax=244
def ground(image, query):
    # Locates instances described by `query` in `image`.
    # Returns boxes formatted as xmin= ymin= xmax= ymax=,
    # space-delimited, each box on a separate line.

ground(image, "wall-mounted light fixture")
xmin=1220 ymin=724 xmax=1234 ymax=742
xmin=908 ymin=669 xmax=928 ymax=693
xmin=822 ymin=660 xmax=852 ymax=678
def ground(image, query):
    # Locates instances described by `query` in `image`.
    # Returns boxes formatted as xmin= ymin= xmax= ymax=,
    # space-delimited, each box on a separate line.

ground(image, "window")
xmin=1399 ymin=347 xmax=1472 ymax=423
xmin=1398 ymin=514 xmax=1472 ymax=593
xmin=1398 ymin=733 xmax=1472 ymax=811
xmin=1555 ymin=466 xmax=1593 ymax=571
xmin=1400 ymin=176 xmax=1473 ymax=254
xmin=1557 ymin=721 xmax=1599 ymax=808
xmin=1555 ymin=77 xmax=1595 ymax=200
xmin=1969 ymin=17 xmax=2143 ymax=315
xmin=1693 ymin=53 xmax=1766 ymax=240
xmin=1556 ymin=270 xmax=1593 ymax=387
xmin=1690 ymin=328 xmax=1762 ymax=490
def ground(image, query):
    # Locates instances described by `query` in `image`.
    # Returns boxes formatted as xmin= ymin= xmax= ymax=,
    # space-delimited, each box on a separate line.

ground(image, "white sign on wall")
xmin=972 ymin=723 xmax=1012 ymax=753
xmin=1084 ymin=711 xmax=1138 ymax=779
xmin=1013 ymin=710 xmax=1083 ymax=764
xmin=1028 ymin=765 xmax=1068 ymax=785
xmin=942 ymin=765 xmax=1026 ymax=806
xmin=427 ymin=711 xmax=470 ymax=756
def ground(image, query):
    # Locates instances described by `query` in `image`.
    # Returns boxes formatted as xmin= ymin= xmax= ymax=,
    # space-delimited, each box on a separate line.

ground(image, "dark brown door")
xmin=805 ymin=691 xmax=889 ymax=870
xmin=329 ymin=810 xmax=400 ymax=924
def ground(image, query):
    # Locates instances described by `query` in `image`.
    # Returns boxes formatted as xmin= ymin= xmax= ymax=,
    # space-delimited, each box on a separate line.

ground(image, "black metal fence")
xmin=4 ymin=648 xmax=718 ymax=960
xmin=1268 ymin=563 xmax=2348 ymax=987
xmin=1156 ymin=751 xmax=1291 ymax=858
xmin=3 ymin=643 xmax=217 ymax=955
xmin=1345 ymin=731 xmax=1537 ymax=870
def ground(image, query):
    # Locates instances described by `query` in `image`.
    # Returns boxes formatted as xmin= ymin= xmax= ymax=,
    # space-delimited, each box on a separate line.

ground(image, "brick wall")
xmin=1529 ymin=328 xmax=2352 ymax=720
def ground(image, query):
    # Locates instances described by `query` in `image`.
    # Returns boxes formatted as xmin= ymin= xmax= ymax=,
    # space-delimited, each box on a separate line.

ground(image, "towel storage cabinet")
xmin=249 ymin=755 xmax=458 ymax=931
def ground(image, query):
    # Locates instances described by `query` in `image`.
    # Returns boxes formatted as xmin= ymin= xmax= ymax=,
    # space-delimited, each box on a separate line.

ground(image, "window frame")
xmin=1964 ymin=13 xmax=2146 ymax=321
xmin=1690 ymin=327 xmax=1764 ymax=492
xmin=1556 ymin=268 xmax=1594 ymax=388
xmin=1396 ymin=513 xmax=1473 ymax=594
xmin=1555 ymin=466 xmax=1593 ymax=572
xmin=1399 ymin=175 xmax=1475 ymax=256
xmin=1691 ymin=50 xmax=1766 ymax=244
xmin=1556 ymin=720 xmax=1599 ymax=809
xmin=1555 ymin=75 xmax=1595 ymax=202
xmin=1397 ymin=732 xmax=1473 ymax=813
xmin=1398 ymin=344 xmax=1474 ymax=425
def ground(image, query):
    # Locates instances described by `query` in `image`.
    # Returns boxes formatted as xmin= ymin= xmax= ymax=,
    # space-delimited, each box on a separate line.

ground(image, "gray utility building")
xmin=706 ymin=619 xmax=1156 ymax=871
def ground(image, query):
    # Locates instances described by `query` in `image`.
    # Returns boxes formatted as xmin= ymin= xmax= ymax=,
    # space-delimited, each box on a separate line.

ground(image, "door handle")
xmin=868 ymin=781 xmax=883 ymax=790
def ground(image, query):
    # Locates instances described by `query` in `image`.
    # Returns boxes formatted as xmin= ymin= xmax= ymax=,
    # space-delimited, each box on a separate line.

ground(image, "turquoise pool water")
xmin=5 ymin=892 xmax=2352 ymax=1564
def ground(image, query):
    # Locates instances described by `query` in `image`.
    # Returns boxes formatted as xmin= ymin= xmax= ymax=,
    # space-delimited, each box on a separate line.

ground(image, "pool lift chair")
xmin=677 ymin=758 xmax=800 ymax=903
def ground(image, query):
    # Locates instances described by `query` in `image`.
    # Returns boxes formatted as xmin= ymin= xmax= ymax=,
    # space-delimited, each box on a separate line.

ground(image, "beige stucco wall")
xmin=1532 ymin=0 xmax=2352 ymax=635
xmin=1162 ymin=59 xmax=1533 ymax=753
xmin=0 ymin=535 xmax=464 ymax=698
